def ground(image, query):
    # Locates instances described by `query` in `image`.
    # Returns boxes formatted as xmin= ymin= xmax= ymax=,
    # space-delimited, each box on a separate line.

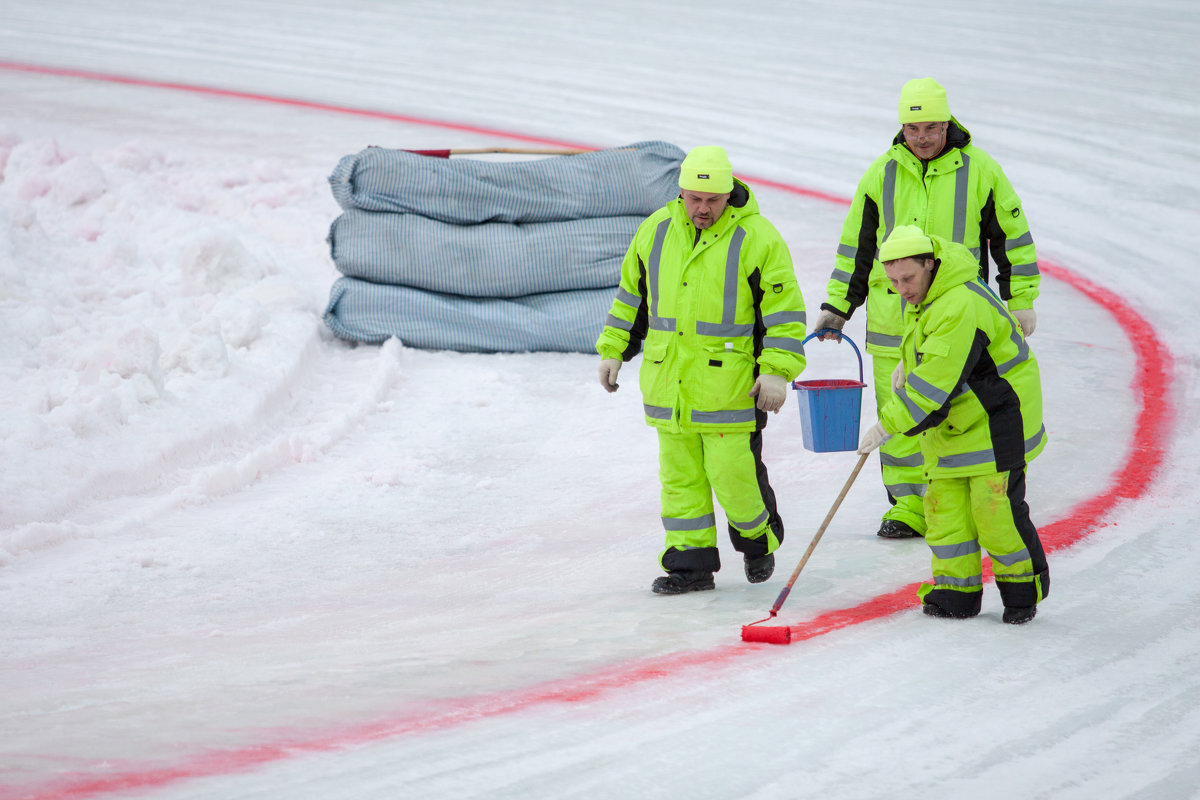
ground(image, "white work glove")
xmin=598 ymin=358 xmax=622 ymax=393
xmin=891 ymin=361 xmax=907 ymax=391
xmin=1013 ymin=308 xmax=1037 ymax=337
xmin=749 ymin=373 xmax=788 ymax=413
xmin=857 ymin=422 xmax=892 ymax=454
xmin=813 ymin=310 xmax=847 ymax=341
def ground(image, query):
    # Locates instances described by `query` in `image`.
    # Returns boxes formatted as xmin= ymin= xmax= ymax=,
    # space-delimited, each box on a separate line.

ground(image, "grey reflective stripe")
xmin=605 ymin=313 xmax=633 ymax=332
xmin=938 ymin=448 xmax=994 ymax=469
xmin=867 ymin=331 xmax=902 ymax=348
xmin=1026 ymin=425 xmax=1046 ymax=453
xmin=1010 ymin=262 xmax=1040 ymax=277
xmin=964 ymin=281 xmax=1029 ymax=376
xmin=829 ymin=268 xmax=852 ymax=284
xmin=934 ymin=573 xmax=983 ymax=588
xmin=649 ymin=315 xmax=676 ymax=332
xmin=907 ymin=373 xmax=950 ymax=405
xmin=995 ymin=347 xmax=1029 ymax=377
xmin=881 ymin=452 xmax=925 ymax=468
xmin=930 ymin=540 xmax=981 ymax=560
xmin=763 ymin=311 xmax=806 ymax=329
xmin=648 ymin=218 xmax=670 ymax=320
xmin=882 ymin=160 xmax=897 ymax=236
xmin=721 ymin=227 xmax=746 ymax=323
xmin=697 ymin=321 xmax=753 ymax=337
xmin=970 ymin=247 xmax=982 ymax=260
xmin=1006 ymin=231 xmax=1035 ymax=251
xmin=615 ymin=286 xmax=641 ymax=308
xmin=730 ymin=509 xmax=769 ymax=531
xmin=662 ymin=513 xmax=716 ymax=531
xmin=643 ymin=404 xmax=673 ymax=420
xmin=896 ymin=388 xmax=929 ymax=425
xmin=696 ymin=227 xmax=746 ymax=338
xmin=953 ymin=152 xmax=970 ymax=243
xmin=938 ymin=425 xmax=1053 ymax=468
xmin=837 ymin=242 xmax=857 ymax=260
xmin=990 ymin=548 xmax=1031 ymax=567
xmin=934 ymin=429 xmax=1051 ymax=468
xmin=763 ymin=336 xmax=806 ymax=356
xmin=691 ymin=409 xmax=756 ymax=424
xmin=997 ymin=570 xmax=1036 ymax=580
xmin=885 ymin=482 xmax=927 ymax=498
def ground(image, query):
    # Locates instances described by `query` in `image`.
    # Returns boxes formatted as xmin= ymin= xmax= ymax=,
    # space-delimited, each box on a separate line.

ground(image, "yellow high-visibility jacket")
xmin=880 ymin=235 xmax=1046 ymax=478
xmin=596 ymin=181 xmax=807 ymax=433
xmin=824 ymin=121 xmax=1040 ymax=357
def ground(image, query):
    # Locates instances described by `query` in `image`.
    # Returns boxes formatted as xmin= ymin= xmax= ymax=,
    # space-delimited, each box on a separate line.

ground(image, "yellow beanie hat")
xmin=879 ymin=225 xmax=934 ymax=262
xmin=898 ymin=78 xmax=950 ymax=123
xmin=678 ymin=146 xmax=734 ymax=193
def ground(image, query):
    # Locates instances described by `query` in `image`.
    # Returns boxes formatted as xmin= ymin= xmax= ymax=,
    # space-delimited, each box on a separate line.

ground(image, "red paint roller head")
xmin=741 ymin=624 xmax=792 ymax=644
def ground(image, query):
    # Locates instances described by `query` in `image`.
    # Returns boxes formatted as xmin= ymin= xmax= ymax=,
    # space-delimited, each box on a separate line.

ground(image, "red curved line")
xmin=0 ymin=60 xmax=595 ymax=150
xmin=0 ymin=62 xmax=1175 ymax=800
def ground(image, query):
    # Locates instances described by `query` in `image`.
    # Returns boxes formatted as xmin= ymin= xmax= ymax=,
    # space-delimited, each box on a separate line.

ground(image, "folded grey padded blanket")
xmin=328 ymin=140 xmax=685 ymax=223
xmin=322 ymin=141 xmax=685 ymax=353
xmin=323 ymin=277 xmax=613 ymax=353
xmin=327 ymin=210 xmax=643 ymax=297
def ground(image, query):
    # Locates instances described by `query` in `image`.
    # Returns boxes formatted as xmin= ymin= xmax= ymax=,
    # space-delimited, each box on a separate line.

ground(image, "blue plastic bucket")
xmin=793 ymin=330 xmax=867 ymax=453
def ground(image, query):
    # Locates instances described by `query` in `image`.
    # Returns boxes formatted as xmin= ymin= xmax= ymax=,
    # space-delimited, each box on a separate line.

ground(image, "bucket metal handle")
xmin=800 ymin=329 xmax=865 ymax=384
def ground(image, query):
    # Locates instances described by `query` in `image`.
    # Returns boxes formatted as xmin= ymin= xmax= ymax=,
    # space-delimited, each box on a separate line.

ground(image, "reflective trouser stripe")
xmin=656 ymin=429 xmax=779 ymax=571
xmin=872 ymin=352 xmax=926 ymax=534
xmin=923 ymin=471 xmax=1045 ymax=601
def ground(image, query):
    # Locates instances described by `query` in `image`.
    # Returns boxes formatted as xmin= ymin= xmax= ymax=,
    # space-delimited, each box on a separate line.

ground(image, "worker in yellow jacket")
xmin=858 ymin=226 xmax=1049 ymax=624
xmin=596 ymin=146 xmax=807 ymax=594
xmin=815 ymin=78 xmax=1041 ymax=540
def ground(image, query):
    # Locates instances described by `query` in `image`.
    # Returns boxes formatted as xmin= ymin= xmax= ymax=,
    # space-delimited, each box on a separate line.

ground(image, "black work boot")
xmin=651 ymin=571 xmax=715 ymax=595
xmin=922 ymin=602 xmax=977 ymax=619
xmin=1002 ymin=605 xmax=1037 ymax=625
xmin=744 ymin=553 xmax=775 ymax=584
xmin=877 ymin=519 xmax=921 ymax=539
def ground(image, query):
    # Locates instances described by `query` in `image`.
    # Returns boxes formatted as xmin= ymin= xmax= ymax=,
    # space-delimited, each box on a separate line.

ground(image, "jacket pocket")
xmin=639 ymin=336 xmax=672 ymax=401
xmin=693 ymin=342 xmax=755 ymax=411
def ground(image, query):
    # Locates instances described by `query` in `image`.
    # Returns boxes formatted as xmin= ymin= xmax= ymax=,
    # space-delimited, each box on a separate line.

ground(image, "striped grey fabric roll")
xmin=323 ymin=277 xmax=612 ymax=354
xmin=328 ymin=210 xmax=642 ymax=297
xmin=329 ymin=141 xmax=685 ymax=222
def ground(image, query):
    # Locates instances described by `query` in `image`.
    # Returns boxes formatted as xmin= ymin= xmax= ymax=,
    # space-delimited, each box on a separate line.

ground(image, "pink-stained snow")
xmin=1 ymin=2 xmax=1198 ymax=799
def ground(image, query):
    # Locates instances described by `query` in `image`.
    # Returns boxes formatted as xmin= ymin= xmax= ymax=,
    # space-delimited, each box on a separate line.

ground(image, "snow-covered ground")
xmin=1 ymin=2 xmax=1198 ymax=798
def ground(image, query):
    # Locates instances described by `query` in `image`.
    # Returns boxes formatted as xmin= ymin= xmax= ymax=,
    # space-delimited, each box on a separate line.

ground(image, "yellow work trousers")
xmin=656 ymin=428 xmax=782 ymax=575
xmin=917 ymin=469 xmax=1050 ymax=617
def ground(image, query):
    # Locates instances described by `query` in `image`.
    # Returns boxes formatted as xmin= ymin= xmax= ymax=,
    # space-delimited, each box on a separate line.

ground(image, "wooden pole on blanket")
xmin=406 ymin=147 xmax=598 ymax=158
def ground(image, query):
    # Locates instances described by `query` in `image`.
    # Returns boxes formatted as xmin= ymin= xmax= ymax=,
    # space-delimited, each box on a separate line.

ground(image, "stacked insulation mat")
xmin=322 ymin=141 xmax=685 ymax=353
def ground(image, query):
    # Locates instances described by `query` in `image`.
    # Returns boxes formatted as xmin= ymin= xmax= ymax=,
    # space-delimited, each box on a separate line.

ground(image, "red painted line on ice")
xmin=0 ymin=62 xmax=1175 ymax=800
xmin=1034 ymin=260 xmax=1175 ymax=547
xmin=0 ymin=60 xmax=594 ymax=151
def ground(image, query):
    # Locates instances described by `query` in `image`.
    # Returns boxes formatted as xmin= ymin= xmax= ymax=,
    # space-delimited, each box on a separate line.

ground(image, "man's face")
xmin=902 ymin=120 xmax=948 ymax=160
xmin=884 ymin=257 xmax=936 ymax=305
xmin=681 ymin=189 xmax=730 ymax=230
